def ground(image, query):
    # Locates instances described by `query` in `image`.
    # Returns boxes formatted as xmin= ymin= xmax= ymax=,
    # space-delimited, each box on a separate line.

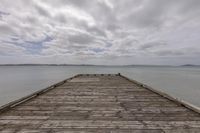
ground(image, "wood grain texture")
xmin=0 ymin=74 xmax=200 ymax=132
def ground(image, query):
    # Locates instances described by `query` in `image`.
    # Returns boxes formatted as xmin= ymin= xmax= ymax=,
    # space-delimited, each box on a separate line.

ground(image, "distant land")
xmin=0 ymin=64 xmax=96 ymax=66
xmin=0 ymin=64 xmax=170 ymax=67
xmin=181 ymin=64 xmax=200 ymax=67
xmin=0 ymin=64 xmax=199 ymax=67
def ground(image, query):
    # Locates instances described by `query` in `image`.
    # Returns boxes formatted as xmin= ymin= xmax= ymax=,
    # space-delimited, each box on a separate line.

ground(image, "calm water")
xmin=0 ymin=66 xmax=200 ymax=108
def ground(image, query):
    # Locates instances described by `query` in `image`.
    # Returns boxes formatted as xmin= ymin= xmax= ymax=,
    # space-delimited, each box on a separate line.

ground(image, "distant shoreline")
xmin=0 ymin=64 xmax=199 ymax=67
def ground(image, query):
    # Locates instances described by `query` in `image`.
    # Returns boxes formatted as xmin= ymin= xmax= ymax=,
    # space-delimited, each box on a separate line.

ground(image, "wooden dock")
xmin=0 ymin=74 xmax=200 ymax=132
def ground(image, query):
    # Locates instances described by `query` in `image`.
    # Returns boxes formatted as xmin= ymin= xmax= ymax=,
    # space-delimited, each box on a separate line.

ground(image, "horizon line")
xmin=0 ymin=63 xmax=199 ymax=67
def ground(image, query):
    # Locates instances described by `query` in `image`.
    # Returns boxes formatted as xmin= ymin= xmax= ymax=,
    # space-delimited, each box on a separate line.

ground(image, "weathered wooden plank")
xmin=0 ymin=74 xmax=200 ymax=132
xmin=0 ymin=128 xmax=164 ymax=133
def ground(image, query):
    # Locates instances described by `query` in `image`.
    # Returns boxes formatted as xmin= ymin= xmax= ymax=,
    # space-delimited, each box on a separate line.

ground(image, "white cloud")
xmin=0 ymin=42 xmax=25 ymax=56
xmin=0 ymin=0 xmax=200 ymax=65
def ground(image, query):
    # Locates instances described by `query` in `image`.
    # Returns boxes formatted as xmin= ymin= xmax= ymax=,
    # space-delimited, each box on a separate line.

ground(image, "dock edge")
xmin=0 ymin=74 xmax=80 ymax=114
xmin=119 ymin=74 xmax=200 ymax=114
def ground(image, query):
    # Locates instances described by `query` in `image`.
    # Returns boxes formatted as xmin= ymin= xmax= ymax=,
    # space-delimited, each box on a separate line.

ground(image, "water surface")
xmin=0 ymin=66 xmax=200 ymax=108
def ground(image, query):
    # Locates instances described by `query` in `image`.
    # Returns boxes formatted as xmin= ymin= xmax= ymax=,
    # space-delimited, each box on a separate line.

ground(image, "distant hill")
xmin=181 ymin=64 xmax=200 ymax=67
xmin=0 ymin=64 xmax=173 ymax=67
xmin=2 ymin=64 xmax=199 ymax=67
xmin=0 ymin=64 xmax=96 ymax=66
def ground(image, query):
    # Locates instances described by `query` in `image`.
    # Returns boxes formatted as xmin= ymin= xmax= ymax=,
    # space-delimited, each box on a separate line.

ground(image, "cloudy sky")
xmin=0 ymin=0 xmax=200 ymax=65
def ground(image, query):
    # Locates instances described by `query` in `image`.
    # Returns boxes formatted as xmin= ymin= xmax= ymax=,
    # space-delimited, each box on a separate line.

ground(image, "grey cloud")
xmin=0 ymin=42 xmax=25 ymax=56
xmin=139 ymin=41 xmax=167 ymax=50
xmin=86 ymin=26 xmax=107 ymax=37
xmin=0 ymin=23 xmax=14 ymax=35
xmin=67 ymin=32 xmax=94 ymax=45
xmin=34 ymin=3 xmax=51 ymax=18
xmin=150 ymin=46 xmax=200 ymax=57
xmin=178 ymin=0 xmax=200 ymax=14
xmin=0 ymin=11 xmax=9 ymax=20
xmin=56 ymin=0 xmax=92 ymax=8
xmin=122 ymin=0 xmax=173 ymax=28
xmin=77 ymin=20 xmax=107 ymax=37
xmin=120 ymin=0 xmax=200 ymax=29
xmin=0 ymin=0 xmax=200 ymax=64
xmin=154 ymin=50 xmax=185 ymax=56
xmin=54 ymin=13 xmax=67 ymax=24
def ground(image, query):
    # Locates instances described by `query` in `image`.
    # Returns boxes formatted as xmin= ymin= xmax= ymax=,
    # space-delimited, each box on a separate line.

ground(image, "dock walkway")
xmin=0 ymin=74 xmax=200 ymax=132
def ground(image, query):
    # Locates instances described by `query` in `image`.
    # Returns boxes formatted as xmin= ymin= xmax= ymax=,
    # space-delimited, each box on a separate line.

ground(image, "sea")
xmin=0 ymin=65 xmax=200 ymax=108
